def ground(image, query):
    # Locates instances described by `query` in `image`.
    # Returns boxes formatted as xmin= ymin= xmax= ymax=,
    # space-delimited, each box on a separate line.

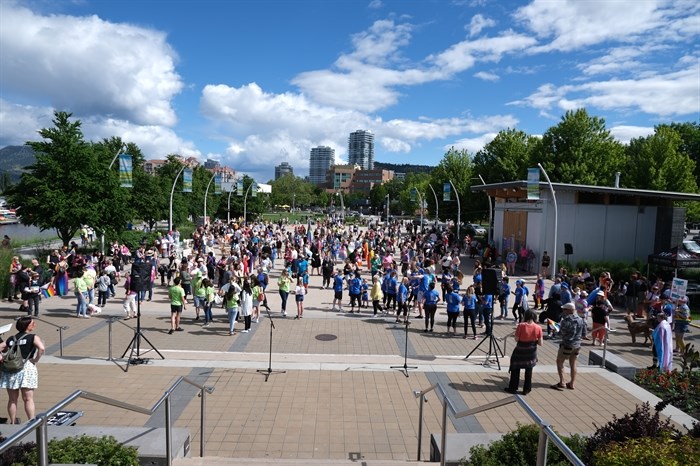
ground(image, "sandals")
xmin=565 ymin=382 xmax=574 ymax=390
xmin=550 ymin=383 xmax=565 ymax=390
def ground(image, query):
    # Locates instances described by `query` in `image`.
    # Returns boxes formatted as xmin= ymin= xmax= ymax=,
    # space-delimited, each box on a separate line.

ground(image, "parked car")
xmin=466 ymin=223 xmax=487 ymax=236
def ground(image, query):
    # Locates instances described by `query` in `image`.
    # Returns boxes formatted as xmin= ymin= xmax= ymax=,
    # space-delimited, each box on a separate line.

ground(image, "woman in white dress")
xmin=239 ymin=278 xmax=254 ymax=333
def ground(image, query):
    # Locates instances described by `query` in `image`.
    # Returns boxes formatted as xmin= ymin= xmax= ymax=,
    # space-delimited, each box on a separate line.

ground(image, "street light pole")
xmin=101 ymin=147 xmax=124 ymax=255
xmin=448 ymin=180 xmax=461 ymax=245
xmin=169 ymin=165 xmax=187 ymax=232
xmin=227 ymin=187 xmax=234 ymax=223
xmin=477 ymin=174 xmax=493 ymax=244
xmin=385 ymin=193 xmax=390 ymax=225
xmin=538 ymin=163 xmax=558 ymax=279
xmin=428 ymin=184 xmax=439 ymax=224
xmin=203 ymin=172 xmax=216 ymax=228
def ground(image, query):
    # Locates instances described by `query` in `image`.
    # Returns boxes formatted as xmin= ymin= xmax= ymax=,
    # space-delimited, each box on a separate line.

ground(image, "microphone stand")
xmin=391 ymin=318 xmax=417 ymax=377
xmin=257 ymin=306 xmax=286 ymax=381
xmin=122 ymin=295 xmax=164 ymax=372
xmin=464 ymin=302 xmax=504 ymax=370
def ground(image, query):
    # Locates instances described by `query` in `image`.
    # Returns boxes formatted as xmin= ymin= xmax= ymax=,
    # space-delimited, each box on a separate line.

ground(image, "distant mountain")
xmin=0 ymin=145 xmax=36 ymax=182
xmin=374 ymin=161 xmax=433 ymax=174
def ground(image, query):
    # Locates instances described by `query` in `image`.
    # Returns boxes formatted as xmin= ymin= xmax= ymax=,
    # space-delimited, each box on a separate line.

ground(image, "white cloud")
xmin=0 ymin=1 xmax=183 ymax=127
xmin=474 ymin=71 xmax=500 ymax=82
xmin=201 ymin=83 xmax=517 ymax=173
xmin=468 ymin=14 xmax=496 ymax=37
xmin=448 ymin=133 xmax=498 ymax=154
xmin=0 ymin=100 xmax=54 ymax=147
xmin=368 ymin=0 xmax=383 ymax=9
xmin=510 ymin=64 xmax=699 ymax=117
xmin=609 ymin=125 xmax=655 ymax=144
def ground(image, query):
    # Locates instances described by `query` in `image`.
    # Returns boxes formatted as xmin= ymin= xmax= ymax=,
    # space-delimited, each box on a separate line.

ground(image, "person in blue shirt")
xmin=444 ymin=284 xmax=462 ymax=335
xmin=332 ymin=269 xmax=344 ymax=312
xmin=499 ymin=277 xmax=511 ymax=319
xmin=348 ymin=272 xmax=362 ymax=313
xmin=462 ymin=285 xmax=478 ymax=339
xmin=422 ymin=282 xmax=441 ymax=332
xmin=361 ymin=279 xmax=369 ymax=308
xmin=384 ymin=270 xmax=398 ymax=312
xmin=512 ymin=280 xmax=527 ymax=323
xmin=396 ymin=277 xmax=409 ymax=323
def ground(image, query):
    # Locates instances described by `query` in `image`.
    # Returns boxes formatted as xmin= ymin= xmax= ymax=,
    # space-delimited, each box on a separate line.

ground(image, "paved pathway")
xmin=1 ymin=243 xmax=697 ymax=462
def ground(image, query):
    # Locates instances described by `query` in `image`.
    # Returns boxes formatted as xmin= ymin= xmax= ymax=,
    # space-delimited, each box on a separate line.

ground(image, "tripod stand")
xmin=121 ymin=297 xmax=164 ymax=372
xmin=257 ymin=307 xmax=286 ymax=382
xmin=391 ymin=318 xmax=417 ymax=377
xmin=465 ymin=306 xmax=504 ymax=370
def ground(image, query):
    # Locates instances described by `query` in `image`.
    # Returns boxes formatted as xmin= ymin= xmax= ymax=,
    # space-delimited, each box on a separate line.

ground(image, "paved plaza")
xmin=1 ymin=249 xmax=698 ymax=463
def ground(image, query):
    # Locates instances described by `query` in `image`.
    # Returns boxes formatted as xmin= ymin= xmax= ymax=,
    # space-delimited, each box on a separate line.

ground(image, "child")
xmin=361 ymin=278 xmax=369 ymax=308
xmin=294 ymin=277 xmax=305 ymax=319
xmin=302 ymin=270 xmax=309 ymax=292
xmin=499 ymin=277 xmax=510 ymax=319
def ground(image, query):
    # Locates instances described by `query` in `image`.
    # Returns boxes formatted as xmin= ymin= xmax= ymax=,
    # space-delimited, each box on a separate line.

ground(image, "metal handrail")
xmin=500 ymin=331 xmax=516 ymax=354
xmin=31 ymin=317 xmax=69 ymax=357
xmin=105 ymin=316 xmax=134 ymax=361
xmin=413 ymin=382 xmax=585 ymax=466
xmin=0 ymin=376 xmax=215 ymax=466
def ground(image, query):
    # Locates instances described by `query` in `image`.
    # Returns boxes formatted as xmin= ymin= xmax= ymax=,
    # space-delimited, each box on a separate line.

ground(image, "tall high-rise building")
xmin=348 ymin=130 xmax=374 ymax=170
xmin=309 ymin=146 xmax=335 ymax=185
xmin=275 ymin=162 xmax=294 ymax=180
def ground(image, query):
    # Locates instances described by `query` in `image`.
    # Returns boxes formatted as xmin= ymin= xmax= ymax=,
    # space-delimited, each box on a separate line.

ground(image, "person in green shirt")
xmin=203 ymin=278 xmax=215 ymax=327
xmin=73 ymin=270 xmax=89 ymax=318
xmin=168 ymin=277 xmax=187 ymax=334
xmin=192 ymin=270 xmax=205 ymax=321
xmin=220 ymin=276 xmax=241 ymax=335
xmin=277 ymin=269 xmax=292 ymax=317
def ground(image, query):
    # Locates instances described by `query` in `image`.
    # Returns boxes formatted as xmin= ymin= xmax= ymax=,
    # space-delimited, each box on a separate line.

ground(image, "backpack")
xmin=2 ymin=334 xmax=27 ymax=373
xmin=109 ymin=272 xmax=118 ymax=285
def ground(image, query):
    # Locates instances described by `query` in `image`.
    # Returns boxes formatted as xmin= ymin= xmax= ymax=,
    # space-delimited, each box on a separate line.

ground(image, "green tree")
xmin=533 ymin=109 xmax=625 ymax=185
xmin=269 ymin=175 xmax=316 ymax=209
xmin=666 ymin=121 xmax=700 ymax=182
xmin=624 ymin=125 xmax=698 ymax=193
xmin=6 ymin=111 xmax=107 ymax=246
xmin=430 ymin=147 xmax=473 ymax=223
xmin=473 ymin=128 xmax=535 ymax=183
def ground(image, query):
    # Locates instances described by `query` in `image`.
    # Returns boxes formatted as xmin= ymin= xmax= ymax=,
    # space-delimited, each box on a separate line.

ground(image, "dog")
xmin=87 ymin=304 xmax=102 ymax=315
xmin=624 ymin=315 xmax=651 ymax=345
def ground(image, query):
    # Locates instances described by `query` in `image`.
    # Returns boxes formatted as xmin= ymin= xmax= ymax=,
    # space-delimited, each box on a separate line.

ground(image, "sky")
xmin=0 ymin=0 xmax=698 ymax=182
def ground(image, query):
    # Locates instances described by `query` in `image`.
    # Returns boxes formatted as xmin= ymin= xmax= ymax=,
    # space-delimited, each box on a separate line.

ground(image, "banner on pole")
xmin=214 ymin=174 xmax=222 ymax=194
xmin=527 ymin=167 xmax=540 ymax=200
xmin=237 ymin=179 xmax=244 ymax=196
xmin=118 ymin=154 xmax=132 ymax=188
xmin=410 ymin=188 xmax=416 ymax=202
xmin=251 ymin=182 xmax=257 ymax=198
xmin=443 ymin=182 xmax=451 ymax=202
xmin=183 ymin=169 xmax=192 ymax=193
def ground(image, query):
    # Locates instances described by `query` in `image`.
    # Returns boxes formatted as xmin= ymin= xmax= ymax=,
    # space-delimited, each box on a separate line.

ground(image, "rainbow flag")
xmin=41 ymin=284 xmax=56 ymax=298
xmin=546 ymin=318 xmax=560 ymax=332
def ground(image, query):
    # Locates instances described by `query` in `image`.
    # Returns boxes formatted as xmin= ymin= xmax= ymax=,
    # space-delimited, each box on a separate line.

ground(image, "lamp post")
xmin=428 ymin=184 xmax=439 ymax=224
xmin=477 ymin=174 xmax=493 ymax=244
xmin=336 ymin=191 xmax=345 ymax=221
xmin=292 ymin=193 xmax=296 ymax=212
xmin=385 ymin=193 xmax=390 ymax=225
xmin=538 ymin=163 xmax=557 ymax=279
xmin=448 ymin=180 xmax=461 ymax=244
xmin=203 ymin=172 xmax=217 ymax=228
xmin=412 ymin=188 xmax=425 ymax=233
xmin=242 ymin=181 xmax=257 ymax=225
xmin=101 ymin=147 xmax=124 ymax=255
xmin=169 ymin=165 xmax=187 ymax=232
xmin=227 ymin=187 xmax=235 ymax=223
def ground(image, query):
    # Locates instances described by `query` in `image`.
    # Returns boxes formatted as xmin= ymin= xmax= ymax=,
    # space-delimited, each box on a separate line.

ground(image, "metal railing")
xmin=105 ymin=316 xmax=135 ymax=361
xmin=0 ymin=376 xmax=215 ymax=466
xmin=413 ymin=382 xmax=584 ymax=466
xmin=34 ymin=317 xmax=69 ymax=357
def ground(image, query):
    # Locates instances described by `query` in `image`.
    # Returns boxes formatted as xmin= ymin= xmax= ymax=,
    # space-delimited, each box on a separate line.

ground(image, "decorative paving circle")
xmin=315 ymin=333 xmax=338 ymax=341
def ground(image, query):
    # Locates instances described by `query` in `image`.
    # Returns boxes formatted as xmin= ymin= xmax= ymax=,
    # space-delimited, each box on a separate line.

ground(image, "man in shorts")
xmin=168 ymin=277 xmax=187 ymax=334
xmin=552 ymin=302 xmax=585 ymax=390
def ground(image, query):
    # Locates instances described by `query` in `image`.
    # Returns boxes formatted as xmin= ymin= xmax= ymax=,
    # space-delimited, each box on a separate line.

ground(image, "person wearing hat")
xmin=552 ymin=301 xmax=585 ymax=390
xmin=652 ymin=307 xmax=673 ymax=372
xmin=574 ymin=289 xmax=591 ymax=340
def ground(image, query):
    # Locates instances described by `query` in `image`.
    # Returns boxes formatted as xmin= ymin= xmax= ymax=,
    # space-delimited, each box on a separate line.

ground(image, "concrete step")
xmin=174 ymin=458 xmax=423 ymax=466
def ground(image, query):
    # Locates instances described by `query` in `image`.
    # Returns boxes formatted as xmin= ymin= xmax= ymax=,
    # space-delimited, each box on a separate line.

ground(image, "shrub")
xmin=23 ymin=434 xmax=139 ymax=466
xmin=0 ymin=433 xmax=36 ymax=466
xmin=584 ymin=402 xmax=678 ymax=464
xmin=463 ymin=423 xmax=587 ymax=466
xmin=635 ymin=368 xmax=700 ymax=419
xmin=592 ymin=433 xmax=700 ymax=466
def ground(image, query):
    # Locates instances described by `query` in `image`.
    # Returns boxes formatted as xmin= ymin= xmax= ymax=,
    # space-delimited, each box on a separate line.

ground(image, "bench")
xmin=588 ymin=349 xmax=637 ymax=380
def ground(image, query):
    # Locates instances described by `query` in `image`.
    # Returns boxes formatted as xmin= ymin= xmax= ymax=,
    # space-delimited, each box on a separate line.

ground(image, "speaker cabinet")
xmin=564 ymin=243 xmax=573 ymax=255
xmin=481 ymin=268 xmax=501 ymax=296
xmin=129 ymin=261 xmax=152 ymax=292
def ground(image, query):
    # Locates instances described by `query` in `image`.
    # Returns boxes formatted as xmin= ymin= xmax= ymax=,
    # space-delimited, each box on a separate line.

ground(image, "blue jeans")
xmin=75 ymin=291 xmax=87 ymax=317
xmin=483 ymin=307 xmax=493 ymax=335
xmin=204 ymin=303 xmax=213 ymax=323
xmin=279 ymin=290 xmax=289 ymax=312
xmin=228 ymin=307 xmax=239 ymax=333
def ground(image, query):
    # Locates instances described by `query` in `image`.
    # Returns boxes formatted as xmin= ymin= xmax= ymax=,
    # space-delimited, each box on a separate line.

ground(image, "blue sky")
xmin=0 ymin=0 xmax=698 ymax=182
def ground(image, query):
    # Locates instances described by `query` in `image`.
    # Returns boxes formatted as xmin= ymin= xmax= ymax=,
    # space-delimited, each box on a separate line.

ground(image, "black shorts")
xmin=334 ymin=291 xmax=343 ymax=300
xmin=350 ymin=293 xmax=360 ymax=306
xmin=170 ymin=304 xmax=183 ymax=314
